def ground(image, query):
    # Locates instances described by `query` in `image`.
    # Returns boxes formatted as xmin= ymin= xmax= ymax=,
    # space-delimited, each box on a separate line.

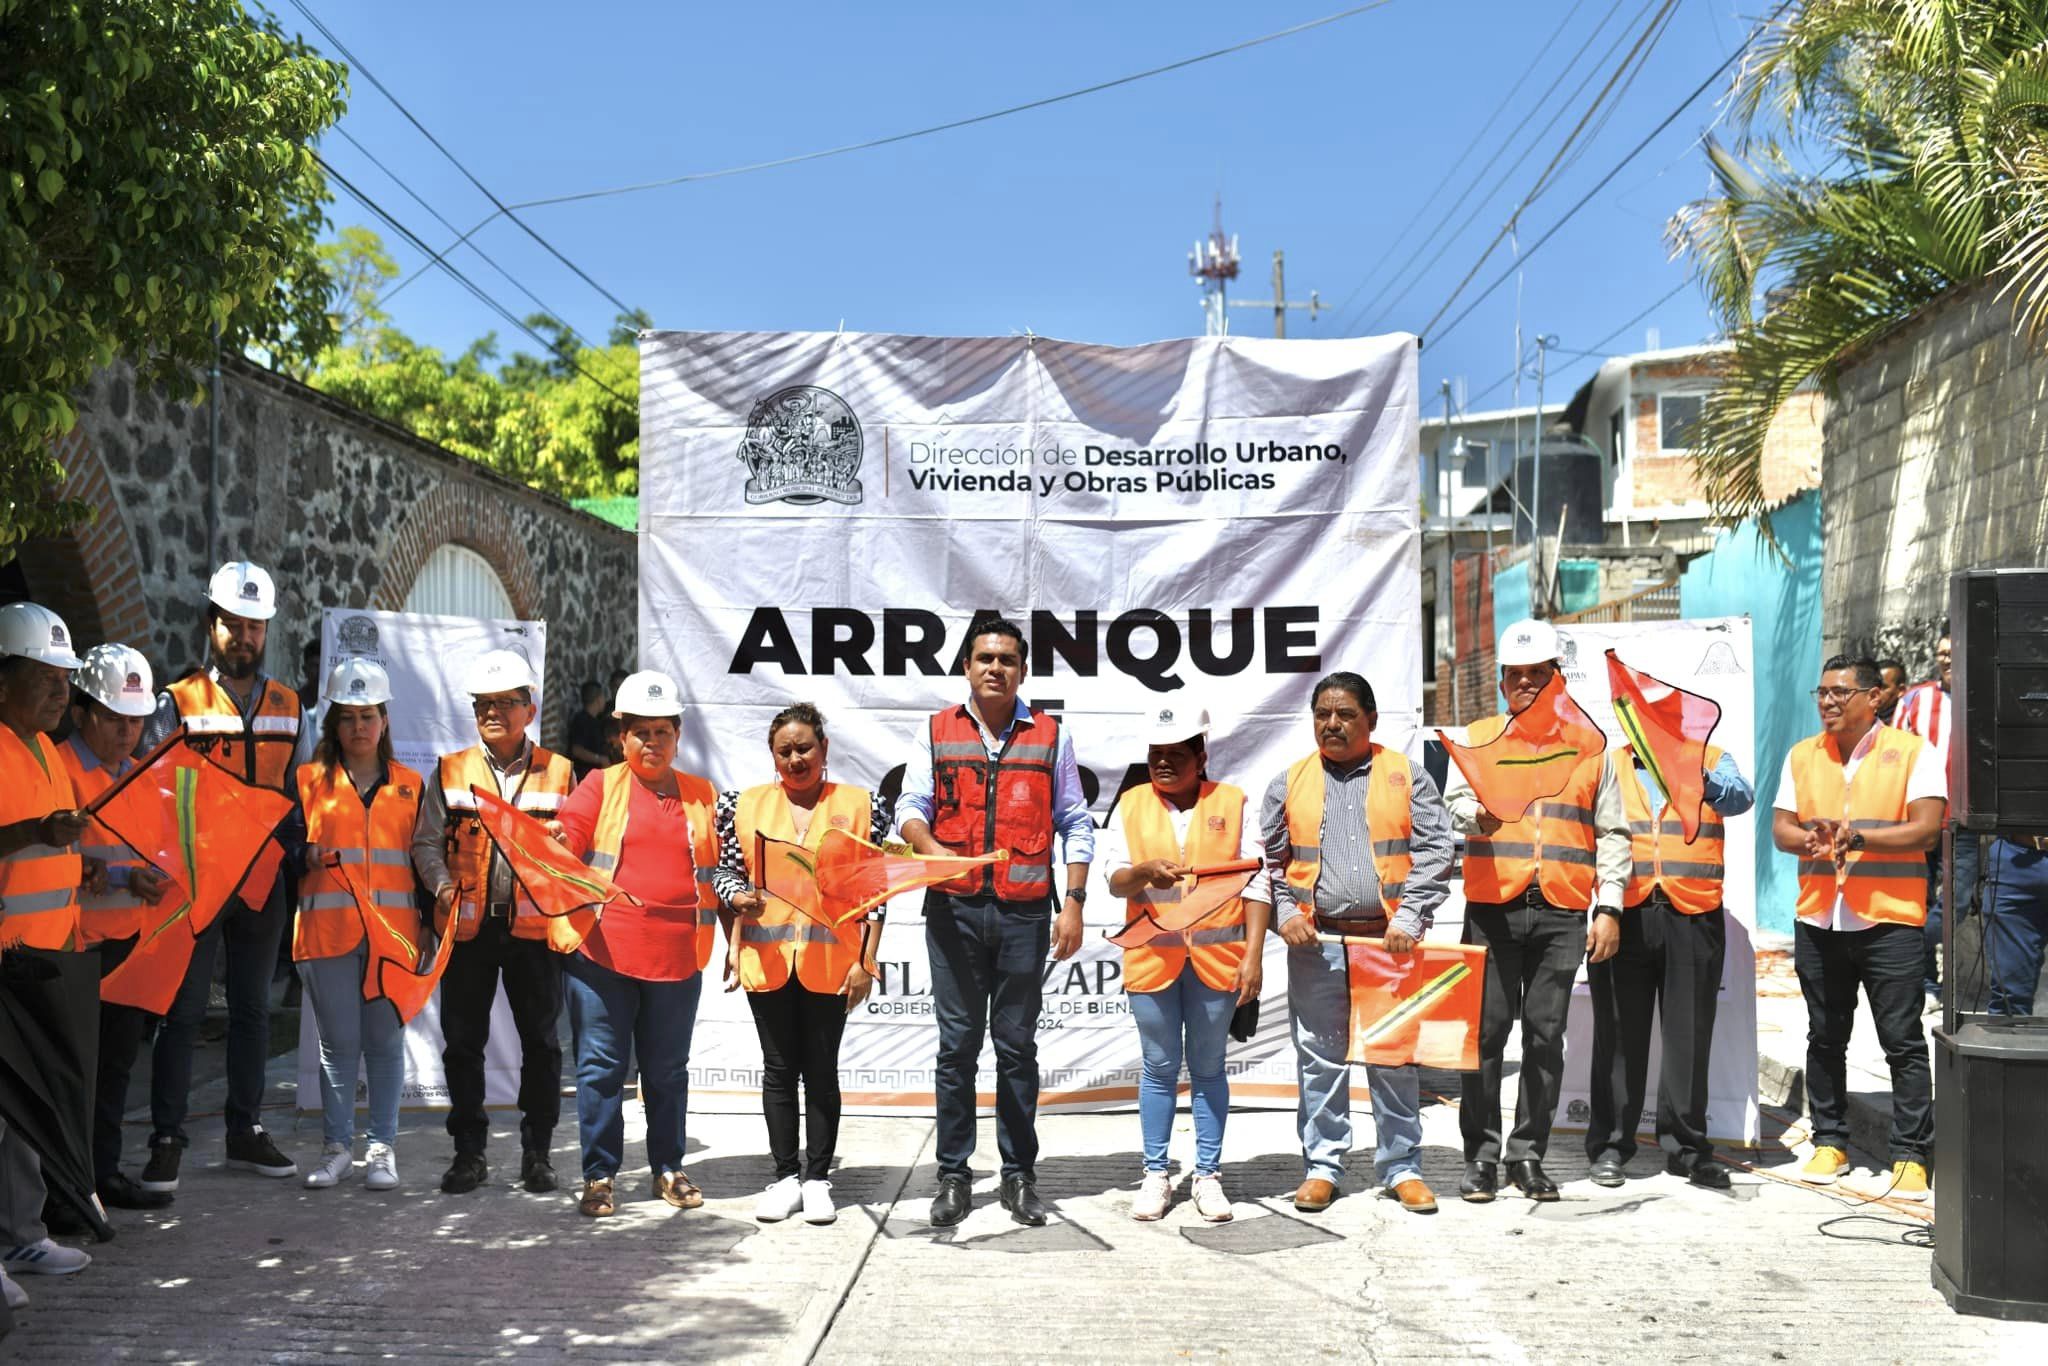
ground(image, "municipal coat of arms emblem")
xmin=737 ymin=386 xmax=864 ymax=506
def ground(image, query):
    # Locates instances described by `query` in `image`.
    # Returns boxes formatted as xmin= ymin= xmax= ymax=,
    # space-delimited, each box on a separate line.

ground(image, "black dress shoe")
xmin=1669 ymin=1154 xmax=1732 ymax=1189
xmin=440 ymin=1152 xmax=489 ymax=1195
xmin=999 ymin=1174 xmax=1049 ymax=1226
xmin=1589 ymin=1156 xmax=1628 ymax=1188
xmin=98 ymin=1172 xmax=174 ymax=1210
xmin=1507 ymin=1159 xmax=1560 ymax=1201
xmin=929 ymin=1174 xmax=972 ymax=1227
xmin=42 ymin=1198 xmax=94 ymax=1236
xmin=1459 ymin=1161 xmax=1498 ymax=1203
xmin=520 ymin=1151 xmax=558 ymax=1194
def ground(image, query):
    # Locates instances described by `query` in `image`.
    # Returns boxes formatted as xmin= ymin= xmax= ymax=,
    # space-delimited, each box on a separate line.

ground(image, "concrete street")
xmin=7 ymin=1054 xmax=2041 ymax=1364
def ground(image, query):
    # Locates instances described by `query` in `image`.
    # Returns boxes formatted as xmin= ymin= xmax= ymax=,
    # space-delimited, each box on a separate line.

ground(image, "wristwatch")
xmin=1847 ymin=830 xmax=1867 ymax=853
xmin=1065 ymin=887 xmax=1088 ymax=905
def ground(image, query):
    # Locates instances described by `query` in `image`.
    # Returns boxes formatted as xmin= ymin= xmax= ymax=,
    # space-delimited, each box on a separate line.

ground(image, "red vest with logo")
xmin=928 ymin=705 xmax=1058 ymax=902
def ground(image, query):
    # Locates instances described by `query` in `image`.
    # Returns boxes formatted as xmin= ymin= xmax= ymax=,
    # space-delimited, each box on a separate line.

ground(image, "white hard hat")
xmin=324 ymin=657 xmax=392 ymax=706
xmin=1143 ymin=696 xmax=1211 ymax=746
xmin=612 ymin=669 xmax=682 ymax=719
xmin=74 ymin=643 xmax=156 ymax=717
xmin=462 ymin=648 xmax=539 ymax=698
xmin=207 ymin=560 xmax=278 ymax=621
xmin=0 ymin=602 xmax=87 ymax=669
xmin=1497 ymin=618 xmax=1561 ymax=668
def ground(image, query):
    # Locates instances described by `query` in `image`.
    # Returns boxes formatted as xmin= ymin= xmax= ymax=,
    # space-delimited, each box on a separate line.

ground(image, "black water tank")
xmin=1512 ymin=431 xmax=1605 ymax=546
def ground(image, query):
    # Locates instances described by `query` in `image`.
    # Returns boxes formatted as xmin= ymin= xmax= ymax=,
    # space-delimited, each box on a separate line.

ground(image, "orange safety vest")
xmin=168 ymin=672 xmax=303 ymax=794
xmin=436 ymin=743 xmax=576 ymax=942
xmin=0 ymin=726 xmax=82 ymax=951
xmin=56 ymin=737 xmax=152 ymax=945
xmin=1789 ymin=726 xmax=1935 ymax=927
xmin=1458 ymin=712 xmax=1604 ymax=910
xmin=293 ymin=760 xmax=424 ymax=961
xmin=1619 ymin=744 xmax=1728 ymax=915
xmin=1116 ymin=781 xmax=1252 ymax=993
xmin=734 ymin=782 xmax=872 ymax=993
xmin=583 ymin=764 xmax=721 ymax=970
xmin=927 ymin=704 xmax=1059 ymax=902
xmin=1282 ymin=747 xmax=1415 ymax=920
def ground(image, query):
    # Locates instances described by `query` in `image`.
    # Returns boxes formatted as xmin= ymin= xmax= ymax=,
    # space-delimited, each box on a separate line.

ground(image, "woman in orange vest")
xmin=288 ymin=659 xmax=423 ymax=1193
xmin=1103 ymin=701 xmax=1270 ymax=1224
xmin=714 ymin=702 xmax=887 ymax=1226
xmin=553 ymin=670 xmax=721 ymax=1218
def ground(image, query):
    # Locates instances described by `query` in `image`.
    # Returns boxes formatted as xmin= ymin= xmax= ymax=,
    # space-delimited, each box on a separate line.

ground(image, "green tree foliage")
xmin=1668 ymin=0 xmax=2048 ymax=530
xmin=309 ymin=231 xmax=640 ymax=499
xmin=0 ymin=0 xmax=348 ymax=556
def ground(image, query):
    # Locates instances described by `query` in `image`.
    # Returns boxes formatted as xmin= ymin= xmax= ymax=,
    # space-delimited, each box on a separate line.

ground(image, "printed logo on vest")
xmin=737 ymin=386 xmax=864 ymax=506
xmin=336 ymin=615 xmax=380 ymax=656
xmin=1205 ymin=815 xmax=1226 ymax=833
xmin=830 ymin=814 xmax=852 ymax=829
xmin=1389 ymin=770 xmax=1409 ymax=788
xmin=1880 ymin=748 xmax=1904 ymax=766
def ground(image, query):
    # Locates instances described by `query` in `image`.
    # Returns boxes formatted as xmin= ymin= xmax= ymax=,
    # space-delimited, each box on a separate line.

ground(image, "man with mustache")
xmin=136 ymin=561 xmax=312 ymax=1193
xmin=1443 ymin=619 xmax=1631 ymax=1203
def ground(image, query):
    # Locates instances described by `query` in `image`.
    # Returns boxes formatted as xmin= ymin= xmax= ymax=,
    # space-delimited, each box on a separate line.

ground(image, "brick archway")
xmin=373 ymin=478 xmax=542 ymax=620
xmin=19 ymin=427 xmax=154 ymax=650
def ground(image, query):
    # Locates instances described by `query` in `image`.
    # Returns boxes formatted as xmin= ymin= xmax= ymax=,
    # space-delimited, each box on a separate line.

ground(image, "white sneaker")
xmin=1191 ymin=1173 xmax=1234 ymax=1223
xmin=1131 ymin=1170 xmax=1172 ymax=1221
xmin=754 ymin=1175 xmax=804 ymax=1222
xmin=801 ymin=1179 xmax=837 ymax=1224
xmin=304 ymin=1143 xmax=353 ymax=1189
xmin=364 ymin=1143 xmax=399 ymax=1191
xmin=1 ymin=1266 xmax=26 ymax=1310
xmin=1 ymin=1237 xmax=91 ymax=1276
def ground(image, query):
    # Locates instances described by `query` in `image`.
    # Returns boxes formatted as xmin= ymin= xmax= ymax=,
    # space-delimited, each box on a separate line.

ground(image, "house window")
xmin=1608 ymin=408 xmax=1624 ymax=467
xmin=1659 ymin=394 xmax=1705 ymax=451
xmin=405 ymin=543 xmax=516 ymax=620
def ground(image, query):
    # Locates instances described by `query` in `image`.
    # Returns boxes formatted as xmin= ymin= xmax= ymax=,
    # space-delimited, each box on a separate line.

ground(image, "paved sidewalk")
xmin=8 ymin=1067 xmax=2041 ymax=1363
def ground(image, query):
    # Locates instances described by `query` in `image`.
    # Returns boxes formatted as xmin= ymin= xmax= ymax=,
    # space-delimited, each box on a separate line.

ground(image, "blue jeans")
xmin=152 ymin=878 xmax=290 ymax=1141
xmin=1984 ymin=839 xmax=2048 ymax=1017
xmin=563 ymin=954 xmax=702 ymax=1182
xmin=1286 ymin=938 xmax=1423 ymax=1187
xmin=1127 ymin=962 xmax=1235 ymax=1176
xmin=926 ymin=893 xmax=1049 ymax=1180
xmin=298 ymin=946 xmax=406 ymax=1147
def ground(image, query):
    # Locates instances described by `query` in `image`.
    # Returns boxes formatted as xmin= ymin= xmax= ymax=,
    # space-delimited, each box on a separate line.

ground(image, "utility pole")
xmin=1438 ymin=378 xmax=1460 ymax=722
xmin=1230 ymin=250 xmax=1321 ymax=338
xmin=1530 ymin=333 xmax=1558 ymax=615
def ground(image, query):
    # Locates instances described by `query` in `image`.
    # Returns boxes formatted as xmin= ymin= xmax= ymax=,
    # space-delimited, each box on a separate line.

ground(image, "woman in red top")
xmin=553 ymin=670 xmax=718 ymax=1217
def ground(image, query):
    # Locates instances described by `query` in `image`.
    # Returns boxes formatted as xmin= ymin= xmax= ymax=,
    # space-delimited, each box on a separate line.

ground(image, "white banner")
xmin=1546 ymin=615 xmax=1761 ymax=1146
xmin=297 ymin=608 xmax=550 ymax=1111
xmin=641 ymin=330 xmax=1420 ymax=1112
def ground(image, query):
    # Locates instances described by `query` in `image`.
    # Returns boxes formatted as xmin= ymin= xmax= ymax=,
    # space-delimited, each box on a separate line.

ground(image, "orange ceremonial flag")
xmin=1342 ymin=938 xmax=1486 ymax=1071
xmin=1105 ymin=861 xmax=1259 ymax=948
xmin=470 ymin=785 xmax=641 ymax=919
xmin=324 ymin=859 xmax=453 ymax=1025
xmin=1436 ymin=671 xmax=1607 ymax=822
xmin=90 ymin=735 xmax=291 ymax=1014
xmin=1606 ymin=649 xmax=1721 ymax=844
xmin=757 ymin=829 xmax=1003 ymax=927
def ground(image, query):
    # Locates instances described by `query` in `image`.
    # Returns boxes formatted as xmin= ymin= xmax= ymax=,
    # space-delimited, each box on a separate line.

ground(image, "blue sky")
xmin=294 ymin=0 xmax=1753 ymax=415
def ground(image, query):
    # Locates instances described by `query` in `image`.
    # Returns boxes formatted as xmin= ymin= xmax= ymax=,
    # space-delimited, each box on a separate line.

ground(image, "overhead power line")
xmin=290 ymin=0 xmax=635 ymax=319
xmin=403 ymin=1 xmax=1402 ymax=271
xmin=1461 ymin=275 xmax=1695 ymax=409
xmin=314 ymin=153 xmax=634 ymax=407
xmin=1419 ymin=1 xmax=1791 ymax=350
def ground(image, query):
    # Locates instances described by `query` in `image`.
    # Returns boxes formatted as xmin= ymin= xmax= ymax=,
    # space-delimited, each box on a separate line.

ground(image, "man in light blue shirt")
xmin=897 ymin=617 xmax=1094 ymax=1228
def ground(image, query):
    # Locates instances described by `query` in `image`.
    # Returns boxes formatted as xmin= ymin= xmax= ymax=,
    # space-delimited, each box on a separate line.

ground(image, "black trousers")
xmin=746 ymin=979 xmax=849 ymax=1181
xmin=926 ymin=892 xmax=1050 ymax=1180
xmin=1585 ymin=901 xmax=1726 ymax=1167
xmin=1793 ymin=920 xmax=1933 ymax=1162
xmin=440 ymin=916 xmax=564 ymax=1156
xmin=1460 ymin=900 xmax=1586 ymax=1163
xmin=94 ymin=939 xmax=153 ymax=1183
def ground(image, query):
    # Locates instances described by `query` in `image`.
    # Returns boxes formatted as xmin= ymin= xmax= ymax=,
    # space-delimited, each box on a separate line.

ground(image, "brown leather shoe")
xmin=1392 ymin=1178 xmax=1438 ymax=1214
xmin=578 ymin=1178 xmax=615 ymax=1218
xmin=657 ymin=1171 xmax=704 ymax=1209
xmin=1293 ymin=1177 xmax=1338 ymax=1212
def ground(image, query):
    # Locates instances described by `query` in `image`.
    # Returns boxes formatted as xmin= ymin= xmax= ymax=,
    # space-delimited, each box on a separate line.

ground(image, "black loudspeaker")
xmin=1933 ymin=1023 xmax=2048 ymax=1320
xmin=1949 ymin=569 xmax=2048 ymax=833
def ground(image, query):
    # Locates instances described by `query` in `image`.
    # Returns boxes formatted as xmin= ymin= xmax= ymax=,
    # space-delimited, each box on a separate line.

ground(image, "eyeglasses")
xmin=1810 ymin=686 xmax=1874 ymax=702
xmin=472 ymin=696 xmax=527 ymax=715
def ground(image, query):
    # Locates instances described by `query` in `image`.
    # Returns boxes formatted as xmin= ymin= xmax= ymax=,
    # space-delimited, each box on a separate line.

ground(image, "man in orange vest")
xmin=0 ymin=601 xmax=95 ymax=1304
xmin=133 ymin=561 xmax=309 ymax=1193
xmin=1444 ymin=619 xmax=1632 ymax=1202
xmin=897 ymin=617 xmax=1095 ymax=1228
xmin=1261 ymin=671 xmax=1453 ymax=1215
xmin=1772 ymin=655 xmax=1944 ymax=1199
xmin=1584 ymin=737 xmax=1753 ymax=1190
xmin=58 ymin=644 xmax=176 ymax=1212
xmin=410 ymin=648 xmax=575 ymax=1196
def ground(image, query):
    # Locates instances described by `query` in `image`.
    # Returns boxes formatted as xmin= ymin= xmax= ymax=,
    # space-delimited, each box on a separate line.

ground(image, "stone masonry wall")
xmin=1821 ymin=281 xmax=2048 ymax=677
xmin=35 ymin=356 xmax=636 ymax=748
